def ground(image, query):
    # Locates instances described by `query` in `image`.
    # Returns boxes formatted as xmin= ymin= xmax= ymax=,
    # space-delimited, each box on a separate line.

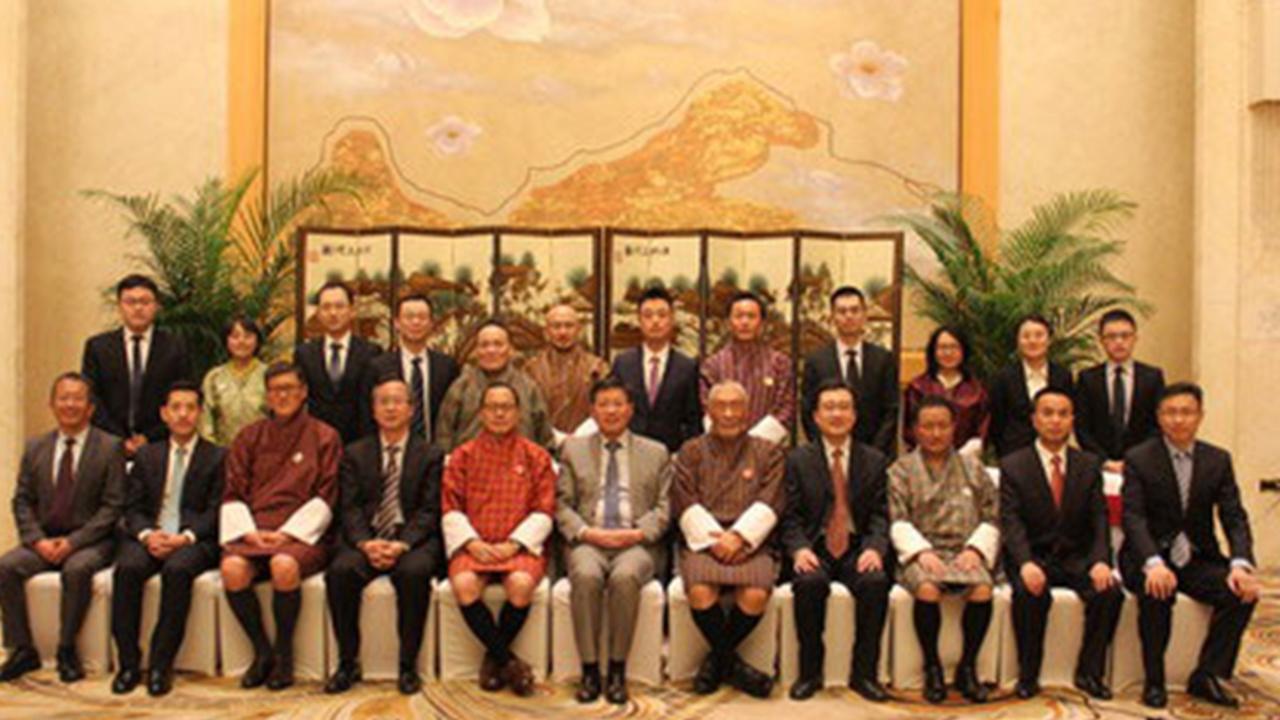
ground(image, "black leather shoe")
xmin=789 ymin=675 xmax=822 ymax=700
xmin=397 ymin=664 xmax=421 ymax=695
xmin=1188 ymin=670 xmax=1239 ymax=708
xmin=111 ymin=667 xmax=142 ymax=694
xmin=604 ymin=668 xmax=628 ymax=705
xmin=954 ymin=663 xmax=988 ymax=703
xmin=55 ymin=646 xmax=84 ymax=683
xmin=324 ymin=661 xmax=361 ymax=694
xmin=0 ymin=646 xmax=40 ymax=682
xmin=265 ymin=654 xmax=294 ymax=691
xmin=575 ymin=668 xmax=601 ymax=703
xmin=692 ymin=653 xmax=722 ymax=695
xmin=147 ymin=667 xmax=174 ymax=697
xmin=851 ymin=675 xmax=890 ymax=702
xmin=729 ymin=655 xmax=774 ymax=699
xmin=241 ymin=654 xmax=273 ymax=689
xmin=1142 ymin=682 xmax=1167 ymax=709
xmin=923 ymin=663 xmax=947 ymax=704
xmin=1073 ymin=673 xmax=1112 ymax=700
xmin=1015 ymin=678 xmax=1040 ymax=699
xmin=479 ymin=653 xmax=505 ymax=692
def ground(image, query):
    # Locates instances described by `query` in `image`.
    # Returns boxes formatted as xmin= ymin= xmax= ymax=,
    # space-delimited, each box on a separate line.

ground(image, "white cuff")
xmin=702 ymin=414 xmax=712 ymax=433
xmin=1231 ymin=558 xmax=1255 ymax=572
xmin=748 ymin=415 xmax=788 ymax=444
xmin=573 ymin=418 xmax=598 ymax=438
xmin=181 ymin=530 xmax=197 ymax=544
xmin=679 ymin=504 xmax=723 ymax=551
xmin=443 ymin=510 xmax=480 ymax=557
xmin=891 ymin=520 xmax=933 ymax=565
xmin=552 ymin=428 xmax=567 ymax=448
xmin=959 ymin=437 xmax=983 ymax=459
xmin=138 ymin=529 xmax=153 ymax=543
xmin=509 ymin=512 xmax=553 ymax=556
xmin=729 ymin=501 xmax=778 ymax=550
xmin=965 ymin=521 xmax=1001 ymax=568
xmin=219 ymin=502 xmax=257 ymax=546
xmin=1103 ymin=470 xmax=1123 ymax=496
xmin=278 ymin=497 xmax=333 ymax=546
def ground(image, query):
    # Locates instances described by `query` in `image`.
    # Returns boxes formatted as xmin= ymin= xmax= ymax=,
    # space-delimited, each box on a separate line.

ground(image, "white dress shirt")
xmin=139 ymin=436 xmax=200 ymax=543
xmin=1106 ymin=359 xmax=1135 ymax=426
xmin=1023 ymin=361 xmax=1048 ymax=399
xmin=641 ymin=345 xmax=670 ymax=401
xmin=836 ymin=339 xmax=862 ymax=381
xmin=123 ymin=325 xmax=155 ymax=377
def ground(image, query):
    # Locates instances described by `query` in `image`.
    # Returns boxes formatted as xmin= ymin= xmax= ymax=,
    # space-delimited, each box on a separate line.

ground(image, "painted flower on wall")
xmin=426 ymin=115 xmax=483 ymax=156
xmin=829 ymin=40 xmax=907 ymax=101
xmin=403 ymin=0 xmax=551 ymax=43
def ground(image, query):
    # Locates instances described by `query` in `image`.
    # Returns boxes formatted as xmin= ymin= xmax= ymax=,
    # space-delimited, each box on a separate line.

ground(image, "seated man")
xmin=671 ymin=380 xmax=785 ymax=698
xmin=889 ymin=395 xmax=1000 ymax=704
xmin=1000 ymin=388 xmax=1122 ymax=700
xmin=1119 ymin=382 xmax=1259 ymax=709
xmin=0 ymin=372 xmax=125 ymax=683
xmin=442 ymin=382 xmax=556 ymax=697
xmin=219 ymin=362 xmax=340 ymax=691
xmin=111 ymin=380 xmax=225 ymax=696
xmin=780 ymin=379 xmax=892 ymax=702
xmin=557 ymin=376 xmax=671 ymax=704
xmin=325 ymin=377 xmax=444 ymax=696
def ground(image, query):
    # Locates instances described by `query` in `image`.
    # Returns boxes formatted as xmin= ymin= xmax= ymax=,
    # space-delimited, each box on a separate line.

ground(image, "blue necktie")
xmin=158 ymin=445 xmax=188 ymax=534
xmin=603 ymin=440 xmax=621 ymax=528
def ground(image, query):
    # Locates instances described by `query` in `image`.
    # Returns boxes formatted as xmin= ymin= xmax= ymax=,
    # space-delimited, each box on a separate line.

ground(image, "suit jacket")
xmin=123 ymin=437 xmax=225 ymax=544
xmin=999 ymin=445 xmax=1110 ymax=577
xmin=555 ymin=432 xmax=672 ymax=562
xmin=779 ymin=440 xmax=891 ymax=562
xmin=1119 ymin=436 xmax=1253 ymax=573
xmin=611 ymin=347 xmax=702 ymax=453
xmin=358 ymin=348 xmax=460 ymax=441
xmin=1073 ymin=361 xmax=1165 ymax=461
xmin=12 ymin=427 xmax=126 ymax=548
xmin=988 ymin=361 xmax=1074 ymax=458
xmin=82 ymin=327 xmax=192 ymax=441
xmin=801 ymin=341 xmax=898 ymax=455
xmin=294 ymin=335 xmax=382 ymax=444
xmin=338 ymin=433 xmax=444 ymax=553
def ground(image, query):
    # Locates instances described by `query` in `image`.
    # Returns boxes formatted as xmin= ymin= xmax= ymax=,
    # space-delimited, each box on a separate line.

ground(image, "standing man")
xmin=0 ymin=373 xmax=125 ymax=683
xmin=294 ymin=280 xmax=382 ymax=443
xmin=672 ymin=381 xmax=786 ymax=698
xmin=557 ymin=376 xmax=671 ymax=704
xmin=524 ymin=303 xmax=609 ymax=444
xmin=700 ymin=292 xmax=794 ymax=444
xmin=110 ymin=380 xmax=225 ymax=696
xmin=801 ymin=287 xmax=898 ymax=455
xmin=610 ymin=287 xmax=702 ymax=453
xmin=780 ymin=379 xmax=892 ymax=702
xmin=1119 ymin=383 xmax=1258 ymax=709
xmin=326 ymin=377 xmax=444 ymax=695
xmin=1000 ymin=388 xmax=1122 ymax=700
xmin=359 ymin=293 xmax=459 ymax=443
xmin=82 ymin=274 xmax=191 ymax=456
xmin=1074 ymin=309 xmax=1165 ymax=472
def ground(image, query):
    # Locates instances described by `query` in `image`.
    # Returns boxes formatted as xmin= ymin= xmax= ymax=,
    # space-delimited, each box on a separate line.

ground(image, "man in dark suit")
xmin=780 ymin=378 xmax=892 ymax=702
xmin=999 ymin=388 xmax=1122 ymax=700
xmin=295 ymin=280 xmax=381 ymax=444
xmin=359 ymin=293 xmax=459 ymax=444
xmin=110 ymin=380 xmax=225 ymax=696
xmin=802 ymin=286 xmax=898 ymax=455
xmin=325 ymin=376 xmax=444 ymax=696
xmin=81 ymin=274 xmax=192 ymax=457
xmin=0 ymin=372 xmax=125 ymax=683
xmin=1119 ymin=382 xmax=1258 ymax=709
xmin=610 ymin=287 xmax=701 ymax=453
xmin=1073 ymin=309 xmax=1165 ymax=472
xmin=988 ymin=314 xmax=1074 ymax=458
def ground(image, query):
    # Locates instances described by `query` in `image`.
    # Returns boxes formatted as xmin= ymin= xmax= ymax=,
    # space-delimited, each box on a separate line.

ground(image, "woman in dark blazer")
xmin=988 ymin=315 xmax=1074 ymax=459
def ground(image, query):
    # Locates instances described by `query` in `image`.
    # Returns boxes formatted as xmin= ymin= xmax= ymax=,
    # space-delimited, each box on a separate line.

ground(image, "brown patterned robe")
xmin=522 ymin=345 xmax=609 ymax=434
xmin=699 ymin=340 xmax=795 ymax=432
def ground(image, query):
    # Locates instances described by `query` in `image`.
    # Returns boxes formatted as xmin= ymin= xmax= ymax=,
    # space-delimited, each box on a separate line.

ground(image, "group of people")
xmin=0 ymin=273 xmax=1259 ymax=711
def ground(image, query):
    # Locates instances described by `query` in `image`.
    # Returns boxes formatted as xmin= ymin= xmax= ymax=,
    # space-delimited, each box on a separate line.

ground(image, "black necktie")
xmin=374 ymin=444 xmax=403 ymax=539
xmin=328 ymin=342 xmax=344 ymax=385
xmin=1111 ymin=366 xmax=1127 ymax=436
xmin=129 ymin=334 xmax=144 ymax=433
xmin=845 ymin=347 xmax=861 ymax=389
xmin=410 ymin=356 xmax=427 ymax=439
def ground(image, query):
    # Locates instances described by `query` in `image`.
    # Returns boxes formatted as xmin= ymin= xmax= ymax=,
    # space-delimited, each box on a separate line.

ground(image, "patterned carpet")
xmin=3 ymin=576 xmax=1279 ymax=719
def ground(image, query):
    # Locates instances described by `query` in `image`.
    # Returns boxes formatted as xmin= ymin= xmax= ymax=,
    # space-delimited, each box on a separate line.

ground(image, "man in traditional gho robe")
xmin=523 ymin=304 xmax=609 ymax=445
xmin=889 ymin=395 xmax=1000 ymax=705
xmin=699 ymin=292 xmax=794 ymax=444
xmin=442 ymin=382 xmax=557 ymax=697
xmin=672 ymin=380 xmax=785 ymax=698
xmin=219 ymin=363 xmax=341 ymax=691
xmin=435 ymin=319 xmax=553 ymax=451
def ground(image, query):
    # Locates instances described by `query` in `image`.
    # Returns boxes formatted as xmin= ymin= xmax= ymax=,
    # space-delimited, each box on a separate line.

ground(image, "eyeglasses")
xmin=266 ymin=383 xmax=303 ymax=394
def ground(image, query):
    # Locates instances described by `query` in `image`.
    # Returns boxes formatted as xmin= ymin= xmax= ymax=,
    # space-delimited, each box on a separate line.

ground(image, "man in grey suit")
xmin=557 ymin=376 xmax=671 ymax=705
xmin=0 ymin=372 xmax=126 ymax=683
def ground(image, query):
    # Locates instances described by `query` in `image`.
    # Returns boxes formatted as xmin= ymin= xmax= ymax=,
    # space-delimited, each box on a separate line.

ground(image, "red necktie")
xmin=1050 ymin=455 xmax=1065 ymax=509
xmin=826 ymin=447 xmax=850 ymax=558
xmin=47 ymin=437 xmax=77 ymax=533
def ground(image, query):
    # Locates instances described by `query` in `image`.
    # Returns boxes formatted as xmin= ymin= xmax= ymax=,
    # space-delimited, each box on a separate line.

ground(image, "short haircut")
xmin=727 ymin=290 xmax=765 ymax=318
xmin=475 ymin=317 xmax=511 ymax=339
xmin=49 ymin=371 xmax=94 ymax=402
xmin=1159 ymin=381 xmax=1203 ymax=409
xmin=1031 ymin=386 xmax=1073 ymax=412
xmin=924 ymin=325 xmax=970 ymax=380
xmin=316 ymin=279 xmax=354 ymax=305
xmin=812 ymin=377 xmax=857 ymax=407
xmin=370 ymin=373 xmax=409 ymax=400
xmin=264 ymin=361 xmax=306 ymax=387
xmin=1098 ymin=308 xmax=1137 ymax=333
xmin=911 ymin=394 xmax=956 ymax=425
xmin=116 ymin=273 xmax=159 ymax=299
xmin=223 ymin=315 xmax=264 ymax=349
xmin=829 ymin=285 xmax=866 ymax=307
xmin=707 ymin=379 xmax=749 ymax=404
xmin=590 ymin=375 xmax=634 ymax=405
xmin=637 ymin=286 xmax=673 ymax=310
xmin=481 ymin=381 xmax=520 ymax=407
xmin=397 ymin=292 xmax=434 ymax=316
xmin=1016 ymin=313 xmax=1054 ymax=338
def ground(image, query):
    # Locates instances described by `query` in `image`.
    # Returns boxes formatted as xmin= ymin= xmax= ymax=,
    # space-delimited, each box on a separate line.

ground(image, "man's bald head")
xmin=545 ymin=303 xmax=584 ymax=351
